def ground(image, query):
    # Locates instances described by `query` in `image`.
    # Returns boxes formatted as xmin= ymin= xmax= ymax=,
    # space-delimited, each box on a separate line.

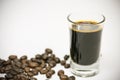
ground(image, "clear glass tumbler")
xmin=67 ymin=13 xmax=105 ymax=77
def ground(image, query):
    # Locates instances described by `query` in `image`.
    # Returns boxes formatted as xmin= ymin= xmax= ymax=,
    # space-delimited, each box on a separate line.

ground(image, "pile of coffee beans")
xmin=0 ymin=48 xmax=76 ymax=80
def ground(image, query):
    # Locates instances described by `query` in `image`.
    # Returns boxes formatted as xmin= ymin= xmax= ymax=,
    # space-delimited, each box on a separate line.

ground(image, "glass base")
xmin=70 ymin=59 xmax=99 ymax=77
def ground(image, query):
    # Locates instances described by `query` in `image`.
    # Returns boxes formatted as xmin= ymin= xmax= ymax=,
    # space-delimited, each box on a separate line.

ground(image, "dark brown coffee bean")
xmin=24 ymin=67 xmax=30 ymax=73
xmin=31 ymin=58 xmax=37 ymax=62
xmin=64 ymin=64 xmax=70 ymax=68
xmin=5 ymin=65 xmax=12 ymax=72
xmin=46 ymin=72 xmax=52 ymax=78
xmin=40 ymin=63 xmax=46 ymax=68
xmin=35 ymin=54 xmax=42 ymax=59
xmin=28 ymin=61 xmax=39 ymax=68
xmin=8 ymin=70 xmax=18 ymax=75
xmin=60 ymin=60 xmax=66 ymax=65
xmin=45 ymin=48 xmax=52 ymax=54
xmin=3 ymin=60 xmax=11 ymax=65
xmin=30 ymin=77 xmax=37 ymax=80
xmin=58 ymin=70 xmax=64 ymax=76
xmin=60 ymin=75 xmax=68 ymax=80
xmin=49 ymin=69 xmax=55 ymax=75
xmin=21 ymin=59 xmax=27 ymax=64
xmin=55 ymin=57 xmax=60 ymax=63
xmin=0 ymin=77 xmax=6 ymax=80
xmin=15 ymin=61 xmax=22 ymax=68
xmin=35 ymin=66 xmax=42 ymax=71
xmin=40 ymin=69 xmax=48 ymax=74
xmin=42 ymin=54 xmax=48 ymax=60
xmin=68 ymin=76 xmax=75 ymax=80
xmin=5 ymin=73 xmax=14 ymax=79
xmin=50 ymin=54 xmax=55 ymax=58
xmin=64 ymin=55 xmax=69 ymax=60
xmin=46 ymin=66 xmax=51 ymax=71
xmin=20 ymin=55 xmax=27 ymax=60
xmin=49 ymin=61 xmax=56 ymax=68
xmin=9 ymin=55 xmax=17 ymax=60
xmin=32 ymin=69 xmax=38 ymax=75
xmin=46 ymin=57 xmax=53 ymax=63
xmin=27 ymin=72 xmax=34 ymax=77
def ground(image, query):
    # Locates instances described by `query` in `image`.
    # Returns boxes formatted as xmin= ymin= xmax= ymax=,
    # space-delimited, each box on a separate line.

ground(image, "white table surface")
xmin=0 ymin=0 xmax=120 ymax=80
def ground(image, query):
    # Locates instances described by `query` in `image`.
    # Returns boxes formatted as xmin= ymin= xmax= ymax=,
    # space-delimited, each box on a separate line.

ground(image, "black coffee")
xmin=70 ymin=21 xmax=102 ymax=65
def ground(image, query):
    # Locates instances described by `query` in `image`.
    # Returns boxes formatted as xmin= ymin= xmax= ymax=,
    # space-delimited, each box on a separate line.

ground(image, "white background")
xmin=0 ymin=0 xmax=120 ymax=80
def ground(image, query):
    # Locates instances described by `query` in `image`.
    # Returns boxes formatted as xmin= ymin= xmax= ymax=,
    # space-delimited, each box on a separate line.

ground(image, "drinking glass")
xmin=67 ymin=13 xmax=105 ymax=77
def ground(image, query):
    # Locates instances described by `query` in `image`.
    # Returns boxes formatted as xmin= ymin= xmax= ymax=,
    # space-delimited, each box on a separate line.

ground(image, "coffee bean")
xmin=0 ymin=77 xmax=6 ymax=80
xmin=27 ymin=72 xmax=34 ymax=77
xmin=46 ymin=66 xmax=51 ymax=71
xmin=35 ymin=66 xmax=42 ymax=72
xmin=5 ymin=73 xmax=14 ymax=79
xmin=35 ymin=54 xmax=42 ymax=59
xmin=20 ymin=55 xmax=27 ymax=60
xmin=5 ymin=65 xmax=12 ymax=71
xmin=60 ymin=75 xmax=68 ymax=80
xmin=48 ymin=61 xmax=56 ymax=68
xmin=9 ymin=55 xmax=17 ymax=60
xmin=45 ymin=48 xmax=52 ymax=54
xmin=55 ymin=57 xmax=60 ymax=63
xmin=30 ymin=77 xmax=37 ymax=80
xmin=49 ymin=70 xmax=55 ymax=75
xmin=42 ymin=54 xmax=48 ymax=60
xmin=28 ymin=61 xmax=39 ymax=68
xmin=68 ymin=76 xmax=75 ymax=80
xmin=50 ymin=54 xmax=55 ymax=59
xmin=24 ymin=67 xmax=30 ymax=73
xmin=60 ymin=60 xmax=66 ymax=65
xmin=32 ymin=69 xmax=38 ymax=75
xmin=64 ymin=55 xmax=69 ymax=60
xmin=58 ymin=70 xmax=64 ymax=76
xmin=31 ymin=58 xmax=37 ymax=62
xmin=40 ymin=69 xmax=48 ymax=74
xmin=64 ymin=64 xmax=70 ymax=68
xmin=46 ymin=72 xmax=52 ymax=78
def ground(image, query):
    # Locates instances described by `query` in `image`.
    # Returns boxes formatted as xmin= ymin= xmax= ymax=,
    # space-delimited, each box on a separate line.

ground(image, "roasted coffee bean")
xmin=55 ymin=57 xmax=60 ymax=63
xmin=60 ymin=75 xmax=68 ymax=80
xmin=21 ymin=59 xmax=27 ymax=64
xmin=68 ymin=76 xmax=75 ymax=80
xmin=20 ymin=55 xmax=27 ymax=60
xmin=50 ymin=54 xmax=55 ymax=59
xmin=64 ymin=55 xmax=69 ymax=60
xmin=5 ymin=65 xmax=12 ymax=71
xmin=46 ymin=72 xmax=52 ymax=78
xmin=32 ymin=69 xmax=38 ymax=75
xmin=9 ymin=55 xmax=17 ymax=60
xmin=24 ymin=67 xmax=30 ymax=73
xmin=45 ymin=48 xmax=52 ymax=54
xmin=46 ymin=66 xmax=51 ymax=71
xmin=58 ymin=70 xmax=64 ymax=76
xmin=5 ymin=73 xmax=14 ymax=79
xmin=49 ymin=61 xmax=56 ymax=68
xmin=31 ymin=58 xmax=37 ymax=62
xmin=8 ymin=70 xmax=18 ymax=75
xmin=60 ymin=60 xmax=66 ymax=65
xmin=64 ymin=64 xmax=70 ymax=68
xmin=27 ymin=72 xmax=34 ymax=77
xmin=40 ymin=69 xmax=48 ymax=74
xmin=35 ymin=54 xmax=42 ymax=59
xmin=36 ymin=59 xmax=42 ymax=64
xmin=35 ymin=66 xmax=42 ymax=71
xmin=15 ymin=61 xmax=22 ymax=68
xmin=0 ymin=77 xmax=6 ymax=80
xmin=0 ymin=67 xmax=5 ymax=73
xmin=3 ymin=60 xmax=11 ymax=66
xmin=42 ymin=54 xmax=48 ymax=60
xmin=28 ymin=61 xmax=39 ymax=68
xmin=30 ymin=77 xmax=37 ymax=80
xmin=14 ymin=68 xmax=23 ymax=73
xmin=46 ymin=57 xmax=53 ymax=63
xmin=49 ymin=69 xmax=55 ymax=75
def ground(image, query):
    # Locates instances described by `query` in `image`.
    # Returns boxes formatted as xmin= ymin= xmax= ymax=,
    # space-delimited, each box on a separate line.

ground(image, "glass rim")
xmin=67 ymin=13 xmax=105 ymax=24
